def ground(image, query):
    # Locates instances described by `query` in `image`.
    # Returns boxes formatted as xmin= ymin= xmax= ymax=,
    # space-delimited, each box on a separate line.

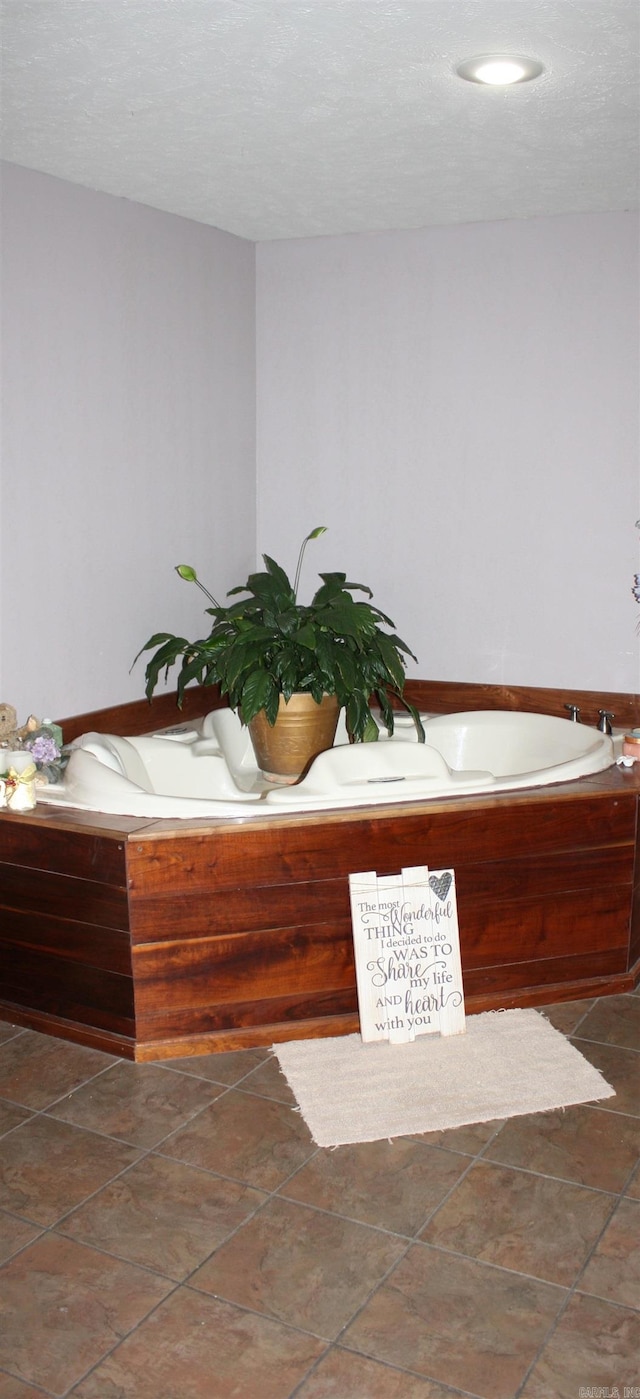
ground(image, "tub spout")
xmin=597 ymin=709 xmax=614 ymax=735
xmin=564 ymin=703 xmax=581 ymax=723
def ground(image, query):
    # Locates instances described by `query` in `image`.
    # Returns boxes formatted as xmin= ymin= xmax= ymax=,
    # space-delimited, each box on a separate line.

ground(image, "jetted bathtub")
xmin=38 ymin=708 xmax=615 ymax=820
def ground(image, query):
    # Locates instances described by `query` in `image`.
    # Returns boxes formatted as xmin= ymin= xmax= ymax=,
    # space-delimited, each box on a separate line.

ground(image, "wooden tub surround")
xmin=2 ymin=681 xmax=639 ymax=1060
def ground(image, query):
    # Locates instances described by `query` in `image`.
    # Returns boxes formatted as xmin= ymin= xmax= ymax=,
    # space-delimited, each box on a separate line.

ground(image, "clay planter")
xmin=248 ymin=692 xmax=340 ymax=783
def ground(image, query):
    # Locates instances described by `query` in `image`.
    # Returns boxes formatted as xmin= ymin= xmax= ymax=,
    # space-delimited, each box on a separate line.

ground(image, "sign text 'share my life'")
xmin=349 ymin=865 xmax=465 ymax=1044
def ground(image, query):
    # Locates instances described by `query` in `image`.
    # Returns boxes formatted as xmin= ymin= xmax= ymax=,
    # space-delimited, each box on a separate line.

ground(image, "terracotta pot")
xmin=248 ymin=692 xmax=340 ymax=782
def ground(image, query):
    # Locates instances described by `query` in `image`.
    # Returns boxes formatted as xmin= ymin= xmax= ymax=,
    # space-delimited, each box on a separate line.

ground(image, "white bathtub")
xmin=37 ymin=708 xmax=615 ymax=820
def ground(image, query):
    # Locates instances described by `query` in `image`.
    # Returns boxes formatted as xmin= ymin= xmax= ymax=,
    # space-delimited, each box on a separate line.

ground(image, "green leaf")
xmin=316 ymin=603 xmax=369 ymax=640
xmin=374 ymin=632 xmax=406 ymax=690
xmin=345 ymin=690 xmax=371 ymax=742
xmin=361 ymin=711 xmax=380 ymax=742
xmin=137 ymin=636 xmax=190 ymax=698
xmin=176 ymin=653 xmax=207 ymax=703
xmin=262 ymin=554 xmax=295 ymax=594
xmin=239 ymin=668 xmax=278 ymax=724
xmin=402 ymin=698 xmax=426 ymax=742
xmin=291 ymin=622 xmax=318 ymax=651
xmin=375 ymin=688 xmax=395 ymax=734
xmin=335 ymin=647 xmax=358 ymax=691
xmin=221 ymin=641 xmax=263 ymax=692
xmin=131 ymin=632 xmax=176 ymax=669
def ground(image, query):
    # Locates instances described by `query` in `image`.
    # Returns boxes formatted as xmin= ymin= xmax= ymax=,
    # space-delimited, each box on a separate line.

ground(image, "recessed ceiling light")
xmin=456 ymin=55 xmax=544 ymax=86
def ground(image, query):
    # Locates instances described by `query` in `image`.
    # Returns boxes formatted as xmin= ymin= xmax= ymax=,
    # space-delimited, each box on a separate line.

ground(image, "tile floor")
xmin=0 ymin=991 xmax=638 ymax=1399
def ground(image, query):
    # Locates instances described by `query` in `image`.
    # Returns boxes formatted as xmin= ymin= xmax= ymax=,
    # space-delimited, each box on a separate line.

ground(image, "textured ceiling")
xmin=1 ymin=0 xmax=638 ymax=241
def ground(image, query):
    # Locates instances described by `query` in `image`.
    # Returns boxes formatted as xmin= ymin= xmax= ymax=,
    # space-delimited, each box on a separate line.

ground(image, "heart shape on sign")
xmin=429 ymin=872 xmax=452 ymax=902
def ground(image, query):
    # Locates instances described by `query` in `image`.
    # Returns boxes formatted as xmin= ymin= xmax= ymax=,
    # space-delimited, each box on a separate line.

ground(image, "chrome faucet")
xmin=564 ymin=703 xmax=581 ymax=723
xmin=597 ymin=710 xmax=615 ymax=735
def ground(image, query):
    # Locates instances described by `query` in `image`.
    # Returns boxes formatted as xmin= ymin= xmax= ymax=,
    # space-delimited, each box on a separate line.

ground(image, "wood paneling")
xmin=403 ymin=679 xmax=640 ymax=730
xmin=464 ymin=947 xmax=628 ymax=998
xmin=1 ymin=864 xmax=129 ymax=931
xmin=0 ymin=821 xmax=128 ymax=883
xmin=125 ymin=795 xmax=636 ymax=910
xmin=134 ymin=921 xmax=355 ymax=1013
xmin=57 ymin=684 xmax=222 ymax=743
xmin=0 ymin=812 xmax=133 ymax=1044
xmin=1 ymin=909 xmax=132 ymax=975
xmin=1 ymin=944 xmax=135 ymax=1036
xmin=0 ymin=1004 xmax=136 ymax=1057
xmin=134 ymin=986 xmax=359 ymax=1043
xmin=458 ymin=888 xmax=632 ymax=968
xmin=1 ymin=682 xmax=639 ymax=1057
xmin=126 ymin=844 xmax=632 ymax=945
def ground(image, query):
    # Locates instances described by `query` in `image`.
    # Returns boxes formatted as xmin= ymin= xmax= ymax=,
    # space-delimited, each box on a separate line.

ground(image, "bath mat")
xmin=273 ymin=1009 xmax=615 ymax=1148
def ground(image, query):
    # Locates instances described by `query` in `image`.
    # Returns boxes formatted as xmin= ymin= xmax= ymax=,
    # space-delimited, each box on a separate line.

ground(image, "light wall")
xmin=1 ymin=166 xmax=638 ymax=723
xmin=0 ymin=163 xmax=256 ymax=718
xmin=256 ymin=212 xmax=640 ymax=694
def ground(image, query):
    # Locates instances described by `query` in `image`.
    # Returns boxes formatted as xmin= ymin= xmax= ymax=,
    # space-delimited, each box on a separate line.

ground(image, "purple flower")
xmin=26 ymin=734 xmax=60 ymax=765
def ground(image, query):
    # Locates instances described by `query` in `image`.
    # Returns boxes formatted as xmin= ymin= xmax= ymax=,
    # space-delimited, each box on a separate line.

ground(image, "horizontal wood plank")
xmin=0 ymin=1003 xmax=137 ymax=1057
xmin=130 ymin=886 xmax=630 ymax=1026
xmin=134 ymin=985 xmax=359 ymax=1041
xmin=133 ymin=921 xmax=355 ymax=1014
xmin=56 ymin=683 xmax=221 ymax=743
xmin=1 ymin=944 xmax=135 ymax=1035
xmin=403 ymin=679 xmax=640 ymax=730
xmin=126 ymin=796 xmax=637 ymax=901
xmin=0 ymin=824 xmax=128 ymax=883
xmin=464 ymin=946 xmax=628 ymax=997
xmin=2 ymin=910 xmax=132 ymax=975
xmin=459 ymin=887 xmax=632 ymax=968
xmin=126 ymin=844 xmax=633 ymax=944
xmin=1 ymin=864 xmax=129 ymax=931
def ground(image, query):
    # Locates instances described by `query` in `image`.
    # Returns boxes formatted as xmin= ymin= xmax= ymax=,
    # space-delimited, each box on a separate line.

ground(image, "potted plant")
xmin=135 ymin=527 xmax=424 ymax=780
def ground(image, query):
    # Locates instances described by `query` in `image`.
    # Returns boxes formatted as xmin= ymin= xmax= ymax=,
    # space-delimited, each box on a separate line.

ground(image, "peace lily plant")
xmin=136 ymin=527 xmax=425 ymax=744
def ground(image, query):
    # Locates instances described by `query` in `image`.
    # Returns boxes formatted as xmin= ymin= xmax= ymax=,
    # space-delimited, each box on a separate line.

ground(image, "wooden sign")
xmin=349 ymin=865 xmax=465 ymax=1043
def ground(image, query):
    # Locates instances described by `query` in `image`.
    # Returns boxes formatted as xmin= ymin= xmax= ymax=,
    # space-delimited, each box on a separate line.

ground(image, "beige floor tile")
xmin=160 ymin=1087 xmax=316 ymax=1189
xmin=0 ymin=1032 xmax=115 ymax=1110
xmin=0 ymin=1022 xmax=25 ymax=1045
xmin=570 ymin=1039 xmax=640 ymax=1117
xmin=0 ymin=1375 xmax=55 ymax=1398
xmin=156 ymin=1045 xmax=268 ymax=1084
xmin=577 ymin=1197 xmax=640 ymax=1309
xmin=485 ymin=1103 xmax=640 ymax=1192
xmin=0 ymin=1212 xmax=43 ymax=1266
xmin=191 ymin=1194 xmax=406 ymax=1339
xmin=572 ymin=993 xmax=640 ymax=1051
xmin=521 ymin=1291 xmax=640 ymax=1397
xmin=420 ymin=1158 xmax=617 ymax=1285
xmin=295 ymin=1347 xmax=462 ymax=1397
xmin=70 ymin=1287 xmax=325 ymax=1399
xmin=281 ymin=1137 xmax=469 ymax=1236
xmin=409 ymin=1117 xmax=503 ymax=1154
xmin=537 ymin=999 xmax=596 ymax=1035
xmin=238 ymin=1053 xmax=299 ymax=1104
xmin=0 ymin=1233 xmax=172 ymax=1394
xmin=0 ymin=1116 xmax=140 ymax=1225
xmin=48 ymin=1059 xmax=224 ymax=1147
xmin=342 ymin=1242 xmax=567 ymax=1399
xmin=0 ymin=1103 xmax=33 ymax=1137
xmin=58 ymin=1152 xmax=266 ymax=1279
xmin=626 ymin=1164 xmax=640 ymax=1199
xmin=0 ymin=989 xmax=636 ymax=1399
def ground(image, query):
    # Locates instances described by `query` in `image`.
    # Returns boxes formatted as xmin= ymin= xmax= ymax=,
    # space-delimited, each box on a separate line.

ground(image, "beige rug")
xmin=274 ymin=1009 xmax=615 ymax=1147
